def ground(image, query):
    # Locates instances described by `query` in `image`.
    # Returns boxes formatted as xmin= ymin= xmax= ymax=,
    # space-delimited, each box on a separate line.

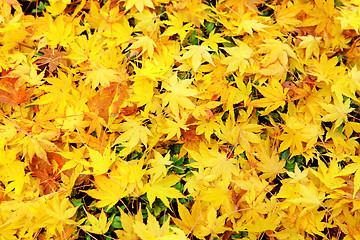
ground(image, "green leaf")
xmin=205 ymin=22 xmax=215 ymax=32
xmin=111 ymin=216 xmax=122 ymax=229
xmin=71 ymin=199 xmax=83 ymax=207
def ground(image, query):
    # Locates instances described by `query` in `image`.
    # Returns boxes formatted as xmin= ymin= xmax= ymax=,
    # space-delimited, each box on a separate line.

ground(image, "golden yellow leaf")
xmin=86 ymin=144 xmax=116 ymax=175
xmin=250 ymin=80 xmax=288 ymax=115
xmin=146 ymin=175 xmax=183 ymax=208
xmin=180 ymin=45 xmax=215 ymax=72
xmin=81 ymin=210 xmax=113 ymax=235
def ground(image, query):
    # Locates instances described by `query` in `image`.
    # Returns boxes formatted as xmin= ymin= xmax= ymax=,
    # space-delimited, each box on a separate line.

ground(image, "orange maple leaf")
xmin=0 ymin=80 xmax=34 ymax=107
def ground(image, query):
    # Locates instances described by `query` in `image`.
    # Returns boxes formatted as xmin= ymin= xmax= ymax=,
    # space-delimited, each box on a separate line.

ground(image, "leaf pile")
xmin=1 ymin=0 xmax=360 ymax=239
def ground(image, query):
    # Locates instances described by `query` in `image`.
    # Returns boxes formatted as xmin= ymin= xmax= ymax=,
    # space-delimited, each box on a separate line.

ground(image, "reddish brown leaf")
xmin=36 ymin=49 xmax=69 ymax=72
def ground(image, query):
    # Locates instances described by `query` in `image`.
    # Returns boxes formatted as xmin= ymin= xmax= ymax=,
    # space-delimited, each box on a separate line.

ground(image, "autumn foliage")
xmin=1 ymin=0 xmax=360 ymax=239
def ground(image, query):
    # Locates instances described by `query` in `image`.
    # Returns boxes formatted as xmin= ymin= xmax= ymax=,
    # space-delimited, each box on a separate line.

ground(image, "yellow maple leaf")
xmin=236 ymin=212 xmax=281 ymax=233
xmin=171 ymin=200 xmax=204 ymax=237
xmin=277 ymin=104 xmax=323 ymax=155
xmin=124 ymin=0 xmax=154 ymax=13
xmin=344 ymin=121 xmax=360 ymax=137
xmin=217 ymin=118 xmax=262 ymax=152
xmin=288 ymin=182 xmax=325 ymax=216
xmin=86 ymin=144 xmax=116 ymax=175
xmin=103 ymin=18 xmax=133 ymax=45
xmin=308 ymin=54 xmax=344 ymax=84
xmin=44 ymin=194 xmax=78 ymax=226
xmin=115 ymin=207 xmax=142 ymax=239
xmin=129 ymin=35 xmax=157 ymax=58
xmin=180 ymin=45 xmax=215 ymax=72
xmin=46 ymin=0 xmax=71 ymax=16
xmin=348 ymin=65 xmax=360 ymax=99
xmin=257 ymin=39 xmax=298 ymax=68
xmin=250 ymin=80 xmax=288 ymax=115
xmin=22 ymin=131 xmax=61 ymax=163
xmin=162 ymin=74 xmax=198 ymax=117
xmin=298 ymin=35 xmax=322 ymax=61
xmin=287 ymin=164 xmax=309 ymax=183
xmin=196 ymin=117 xmax=220 ymax=143
xmin=34 ymin=70 xmax=79 ymax=114
xmin=198 ymin=187 xmax=231 ymax=210
xmin=274 ymin=1 xmax=302 ymax=30
xmin=133 ymin=209 xmax=187 ymax=240
xmin=42 ymin=193 xmax=79 ymax=237
xmin=338 ymin=8 xmax=360 ymax=34
xmin=199 ymin=30 xmax=230 ymax=51
xmin=81 ymin=209 xmax=113 ymax=235
xmin=231 ymin=12 xmax=269 ymax=36
xmin=23 ymin=66 xmax=45 ymax=86
xmin=340 ymin=156 xmax=360 ymax=198
xmin=311 ymin=159 xmax=347 ymax=190
xmin=55 ymin=105 xmax=84 ymax=132
xmin=187 ymin=142 xmax=238 ymax=186
xmin=147 ymin=151 xmax=172 ymax=181
xmin=113 ymin=159 xmax=148 ymax=197
xmin=197 ymin=206 xmax=229 ymax=239
xmin=146 ymin=175 xmax=183 ymax=208
xmin=184 ymin=168 xmax=217 ymax=194
xmin=86 ymin=174 xmax=127 ymax=208
xmin=224 ymin=77 xmax=253 ymax=119
xmin=255 ymin=138 xmax=286 ymax=180
xmin=112 ymin=117 xmax=152 ymax=155
xmin=0 ymin=148 xmax=26 ymax=196
xmin=130 ymin=77 xmax=155 ymax=107
xmin=256 ymin=150 xmax=285 ymax=180
xmin=85 ymin=67 xmax=120 ymax=89
xmin=44 ymin=14 xmax=73 ymax=48
xmin=161 ymin=116 xmax=188 ymax=141
xmin=221 ymin=40 xmax=253 ymax=74
xmin=161 ymin=11 xmax=194 ymax=43
xmin=320 ymin=98 xmax=354 ymax=129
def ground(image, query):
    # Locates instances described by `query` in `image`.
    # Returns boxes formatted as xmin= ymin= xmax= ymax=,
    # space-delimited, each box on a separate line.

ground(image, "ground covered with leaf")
xmin=1 ymin=0 xmax=360 ymax=239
